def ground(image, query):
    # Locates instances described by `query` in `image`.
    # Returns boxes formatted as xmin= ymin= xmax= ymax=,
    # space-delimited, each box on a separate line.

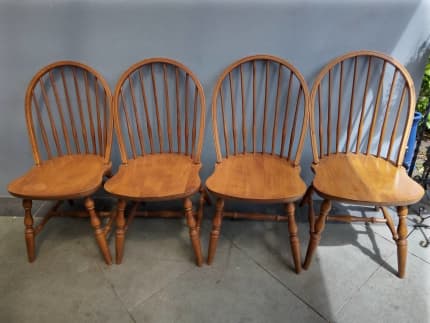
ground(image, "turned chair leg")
xmin=202 ymin=187 xmax=212 ymax=206
xmin=285 ymin=202 xmax=302 ymax=273
xmin=23 ymin=199 xmax=35 ymax=263
xmin=303 ymin=199 xmax=331 ymax=269
xmin=196 ymin=187 xmax=205 ymax=235
xmin=299 ymin=185 xmax=313 ymax=207
xmin=396 ymin=206 xmax=408 ymax=278
xmin=207 ymin=198 xmax=224 ymax=265
xmin=184 ymin=197 xmax=203 ymax=266
xmin=85 ymin=197 xmax=112 ymax=265
xmin=115 ymin=199 xmax=127 ymax=264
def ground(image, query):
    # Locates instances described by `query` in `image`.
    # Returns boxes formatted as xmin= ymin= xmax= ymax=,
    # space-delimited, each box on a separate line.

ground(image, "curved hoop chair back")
xmin=211 ymin=54 xmax=310 ymax=166
xmin=25 ymin=61 xmax=113 ymax=165
xmin=309 ymin=50 xmax=416 ymax=166
xmin=113 ymin=58 xmax=206 ymax=164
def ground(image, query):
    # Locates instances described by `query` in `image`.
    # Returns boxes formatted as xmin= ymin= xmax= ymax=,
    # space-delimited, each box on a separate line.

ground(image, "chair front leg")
xmin=285 ymin=202 xmax=302 ymax=273
xmin=396 ymin=205 xmax=408 ymax=278
xmin=23 ymin=199 xmax=35 ymax=262
xmin=85 ymin=197 xmax=112 ymax=265
xmin=184 ymin=197 xmax=203 ymax=266
xmin=115 ymin=199 xmax=127 ymax=264
xmin=303 ymin=199 xmax=331 ymax=269
xmin=207 ymin=198 xmax=224 ymax=265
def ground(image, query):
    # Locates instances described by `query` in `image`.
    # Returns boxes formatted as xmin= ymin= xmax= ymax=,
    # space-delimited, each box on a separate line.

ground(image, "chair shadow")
xmin=312 ymin=200 xmax=398 ymax=276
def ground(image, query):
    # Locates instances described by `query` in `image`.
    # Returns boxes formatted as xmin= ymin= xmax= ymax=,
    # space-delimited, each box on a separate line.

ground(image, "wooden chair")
xmin=7 ymin=61 xmax=114 ymax=264
xmin=104 ymin=58 xmax=206 ymax=266
xmin=302 ymin=50 xmax=425 ymax=278
xmin=206 ymin=55 xmax=310 ymax=273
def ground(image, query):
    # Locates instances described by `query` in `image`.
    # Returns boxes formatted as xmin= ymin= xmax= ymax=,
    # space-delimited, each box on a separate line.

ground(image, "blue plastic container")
xmin=403 ymin=111 xmax=423 ymax=171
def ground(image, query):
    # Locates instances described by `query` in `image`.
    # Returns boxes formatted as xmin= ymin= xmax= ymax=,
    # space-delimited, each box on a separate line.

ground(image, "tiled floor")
xmin=0 ymin=197 xmax=429 ymax=323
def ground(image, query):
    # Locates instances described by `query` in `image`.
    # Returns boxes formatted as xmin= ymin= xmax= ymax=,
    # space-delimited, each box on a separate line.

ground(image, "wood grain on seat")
xmin=8 ymin=155 xmax=111 ymax=200
xmin=206 ymin=154 xmax=306 ymax=203
xmin=104 ymin=154 xmax=201 ymax=201
xmin=312 ymin=154 xmax=424 ymax=206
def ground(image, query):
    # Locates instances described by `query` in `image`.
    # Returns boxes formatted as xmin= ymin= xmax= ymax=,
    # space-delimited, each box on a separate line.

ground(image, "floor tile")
xmin=405 ymin=228 xmax=430 ymax=264
xmin=218 ymin=212 xmax=397 ymax=321
xmin=0 ymin=237 xmax=132 ymax=323
xmin=100 ymin=218 xmax=205 ymax=311
xmin=335 ymin=253 xmax=430 ymax=323
xmin=0 ymin=194 xmax=428 ymax=323
xmin=130 ymin=244 xmax=326 ymax=323
xmin=0 ymin=216 xmax=104 ymax=265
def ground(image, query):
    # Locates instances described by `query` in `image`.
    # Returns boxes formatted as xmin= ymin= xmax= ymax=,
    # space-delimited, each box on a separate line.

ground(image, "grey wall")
xmin=0 ymin=0 xmax=429 ymax=197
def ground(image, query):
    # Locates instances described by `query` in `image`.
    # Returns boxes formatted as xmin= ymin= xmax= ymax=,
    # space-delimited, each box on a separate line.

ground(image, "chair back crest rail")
xmin=309 ymin=50 xmax=416 ymax=166
xmin=25 ymin=61 xmax=113 ymax=165
xmin=211 ymin=55 xmax=310 ymax=166
xmin=113 ymin=58 xmax=206 ymax=164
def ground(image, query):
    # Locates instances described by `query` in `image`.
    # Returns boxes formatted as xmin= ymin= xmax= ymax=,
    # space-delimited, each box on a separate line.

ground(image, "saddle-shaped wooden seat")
xmin=8 ymin=155 xmax=111 ymax=200
xmin=312 ymin=154 xmax=423 ymax=206
xmin=206 ymin=154 xmax=306 ymax=202
xmin=105 ymin=154 xmax=201 ymax=200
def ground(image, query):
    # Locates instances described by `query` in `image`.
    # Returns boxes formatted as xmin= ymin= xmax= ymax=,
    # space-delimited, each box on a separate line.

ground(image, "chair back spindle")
xmin=212 ymin=55 xmax=310 ymax=166
xmin=113 ymin=58 xmax=206 ymax=164
xmin=310 ymin=51 xmax=416 ymax=166
xmin=26 ymin=61 xmax=113 ymax=165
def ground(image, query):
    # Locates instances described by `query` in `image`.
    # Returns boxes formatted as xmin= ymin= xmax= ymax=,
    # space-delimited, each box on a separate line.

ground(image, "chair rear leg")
xmin=299 ymin=185 xmax=313 ymax=207
xmin=396 ymin=206 xmax=408 ymax=278
xmin=196 ymin=187 xmax=205 ymax=235
xmin=184 ymin=197 xmax=203 ymax=266
xmin=85 ymin=197 xmax=112 ymax=265
xmin=207 ymin=198 xmax=224 ymax=265
xmin=115 ymin=199 xmax=127 ymax=264
xmin=303 ymin=199 xmax=331 ymax=269
xmin=23 ymin=199 xmax=35 ymax=262
xmin=285 ymin=202 xmax=302 ymax=273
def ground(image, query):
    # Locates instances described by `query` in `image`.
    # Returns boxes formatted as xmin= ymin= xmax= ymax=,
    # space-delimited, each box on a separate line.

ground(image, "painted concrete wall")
xmin=0 ymin=0 xmax=429 ymax=197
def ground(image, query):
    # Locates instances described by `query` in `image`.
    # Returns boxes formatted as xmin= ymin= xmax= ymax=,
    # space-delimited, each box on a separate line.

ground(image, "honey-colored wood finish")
xmin=7 ymin=61 xmax=114 ymax=264
xmin=9 ymin=155 xmax=111 ymax=200
xmin=206 ymin=154 xmax=306 ymax=203
xmin=206 ymin=55 xmax=310 ymax=273
xmin=303 ymin=50 xmax=425 ymax=278
xmin=104 ymin=58 xmax=206 ymax=266
xmin=105 ymin=154 xmax=201 ymax=201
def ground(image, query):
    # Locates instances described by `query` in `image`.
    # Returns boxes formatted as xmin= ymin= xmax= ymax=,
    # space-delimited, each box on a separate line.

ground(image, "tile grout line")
xmin=406 ymin=251 xmax=430 ymax=265
xmin=76 ymin=223 xmax=205 ymax=318
xmin=126 ymin=265 xmax=198 ymax=312
xmin=122 ymin=231 xmax=236 ymax=311
xmin=334 ymin=260 xmax=384 ymax=317
xmin=33 ymin=201 xmax=47 ymax=217
xmin=364 ymin=223 xmax=430 ymax=265
xmin=334 ymin=250 xmax=430 ymax=317
xmin=106 ymin=230 xmax=241 ymax=313
xmin=100 ymin=271 xmax=138 ymax=323
xmin=229 ymin=239 xmax=330 ymax=322
xmin=80 ymin=242 xmax=138 ymax=323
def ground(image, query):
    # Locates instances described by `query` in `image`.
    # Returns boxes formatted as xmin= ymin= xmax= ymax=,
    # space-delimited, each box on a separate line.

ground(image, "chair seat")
xmin=206 ymin=154 xmax=307 ymax=202
xmin=104 ymin=154 xmax=201 ymax=200
xmin=7 ymin=155 xmax=111 ymax=200
xmin=312 ymin=153 xmax=424 ymax=206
